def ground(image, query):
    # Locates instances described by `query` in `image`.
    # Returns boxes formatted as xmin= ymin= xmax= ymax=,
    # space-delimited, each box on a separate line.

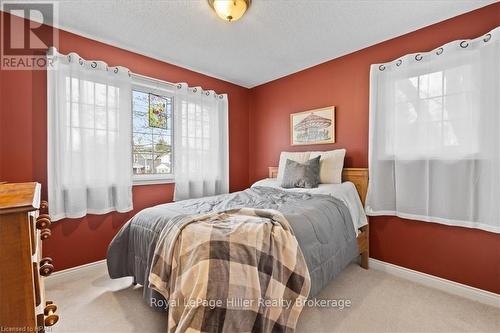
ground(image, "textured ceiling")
xmin=45 ymin=0 xmax=498 ymax=88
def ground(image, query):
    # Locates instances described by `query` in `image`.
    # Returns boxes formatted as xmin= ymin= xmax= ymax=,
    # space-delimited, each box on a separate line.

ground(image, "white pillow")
xmin=309 ymin=149 xmax=346 ymax=184
xmin=276 ymin=151 xmax=311 ymax=182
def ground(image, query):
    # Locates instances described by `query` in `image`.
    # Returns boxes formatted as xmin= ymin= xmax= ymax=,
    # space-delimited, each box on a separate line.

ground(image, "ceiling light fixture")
xmin=208 ymin=0 xmax=251 ymax=22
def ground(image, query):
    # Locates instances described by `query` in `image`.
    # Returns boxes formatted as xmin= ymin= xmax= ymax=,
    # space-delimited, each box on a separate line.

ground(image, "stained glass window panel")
xmin=132 ymin=90 xmax=173 ymax=176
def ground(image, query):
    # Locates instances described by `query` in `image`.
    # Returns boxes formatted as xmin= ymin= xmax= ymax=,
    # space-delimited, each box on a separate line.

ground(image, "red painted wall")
xmin=1 ymin=5 xmax=499 ymax=293
xmin=0 ymin=12 xmax=250 ymax=271
xmin=249 ymin=3 xmax=500 ymax=293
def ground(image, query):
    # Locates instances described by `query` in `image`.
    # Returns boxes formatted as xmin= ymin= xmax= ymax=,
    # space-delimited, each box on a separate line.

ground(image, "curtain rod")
xmin=47 ymin=48 xmax=225 ymax=96
xmin=374 ymin=26 xmax=497 ymax=72
xmin=131 ymin=72 xmax=225 ymax=99
xmin=130 ymin=72 xmax=177 ymax=88
xmin=47 ymin=47 xmax=178 ymax=88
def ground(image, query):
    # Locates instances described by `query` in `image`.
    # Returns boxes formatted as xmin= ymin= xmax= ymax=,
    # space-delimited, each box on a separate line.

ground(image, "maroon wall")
xmin=1 ymin=5 xmax=499 ymax=293
xmin=0 ymin=12 xmax=250 ymax=270
xmin=248 ymin=3 xmax=500 ymax=293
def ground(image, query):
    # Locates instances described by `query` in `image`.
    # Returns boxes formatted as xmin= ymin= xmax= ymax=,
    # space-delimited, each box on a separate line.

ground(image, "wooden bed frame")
xmin=267 ymin=167 xmax=369 ymax=269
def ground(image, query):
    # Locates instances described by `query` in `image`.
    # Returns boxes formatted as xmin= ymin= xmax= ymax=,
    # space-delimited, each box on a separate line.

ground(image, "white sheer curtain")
xmin=173 ymin=83 xmax=228 ymax=201
xmin=366 ymin=27 xmax=499 ymax=233
xmin=47 ymin=48 xmax=133 ymax=221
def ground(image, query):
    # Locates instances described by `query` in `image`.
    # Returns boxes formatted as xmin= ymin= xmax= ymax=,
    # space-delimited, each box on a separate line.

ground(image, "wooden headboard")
xmin=267 ymin=167 xmax=368 ymax=206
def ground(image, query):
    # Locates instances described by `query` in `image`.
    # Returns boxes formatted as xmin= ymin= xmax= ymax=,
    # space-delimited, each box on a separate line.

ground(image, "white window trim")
xmin=133 ymin=174 xmax=175 ymax=186
xmin=131 ymin=76 xmax=175 ymax=186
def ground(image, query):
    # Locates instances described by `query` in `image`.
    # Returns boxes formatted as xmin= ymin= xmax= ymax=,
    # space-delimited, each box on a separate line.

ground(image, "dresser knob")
xmin=40 ymin=257 xmax=53 ymax=266
xmin=40 ymin=228 xmax=51 ymax=240
xmin=44 ymin=301 xmax=59 ymax=326
xmin=40 ymin=200 xmax=49 ymax=210
xmin=36 ymin=215 xmax=51 ymax=230
xmin=40 ymin=257 xmax=54 ymax=277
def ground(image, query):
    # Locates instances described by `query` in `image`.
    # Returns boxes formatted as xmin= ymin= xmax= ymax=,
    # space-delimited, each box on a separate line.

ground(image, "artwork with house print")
xmin=148 ymin=93 xmax=168 ymax=129
xmin=290 ymin=106 xmax=335 ymax=145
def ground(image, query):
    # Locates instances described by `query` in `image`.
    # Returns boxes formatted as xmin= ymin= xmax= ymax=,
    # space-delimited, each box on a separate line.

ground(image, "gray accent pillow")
xmin=281 ymin=156 xmax=321 ymax=188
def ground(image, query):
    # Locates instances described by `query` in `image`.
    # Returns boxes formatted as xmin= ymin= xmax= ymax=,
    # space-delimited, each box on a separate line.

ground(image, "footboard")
xmin=342 ymin=168 xmax=369 ymax=270
xmin=357 ymin=224 xmax=369 ymax=269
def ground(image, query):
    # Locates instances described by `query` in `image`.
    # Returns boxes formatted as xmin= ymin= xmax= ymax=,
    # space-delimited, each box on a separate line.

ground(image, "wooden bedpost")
xmin=342 ymin=168 xmax=369 ymax=269
xmin=357 ymin=224 xmax=369 ymax=269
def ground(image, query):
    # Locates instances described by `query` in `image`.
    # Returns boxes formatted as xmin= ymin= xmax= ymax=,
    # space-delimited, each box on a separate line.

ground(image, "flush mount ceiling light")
xmin=208 ymin=0 xmax=251 ymax=22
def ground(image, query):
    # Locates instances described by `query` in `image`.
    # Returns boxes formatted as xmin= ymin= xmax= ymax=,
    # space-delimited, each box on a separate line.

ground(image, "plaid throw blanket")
xmin=149 ymin=208 xmax=311 ymax=333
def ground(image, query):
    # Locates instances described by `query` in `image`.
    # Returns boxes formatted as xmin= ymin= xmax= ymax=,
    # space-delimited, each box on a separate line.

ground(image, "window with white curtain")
xmin=47 ymin=49 xmax=229 ymax=218
xmin=173 ymin=83 xmax=229 ymax=201
xmin=131 ymin=76 xmax=175 ymax=185
xmin=366 ymin=28 xmax=499 ymax=233
xmin=47 ymin=48 xmax=133 ymax=221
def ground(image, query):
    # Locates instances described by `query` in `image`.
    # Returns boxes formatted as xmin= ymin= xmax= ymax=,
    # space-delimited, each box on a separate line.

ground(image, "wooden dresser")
xmin=0 ymin=183 xmax=59 ymax=332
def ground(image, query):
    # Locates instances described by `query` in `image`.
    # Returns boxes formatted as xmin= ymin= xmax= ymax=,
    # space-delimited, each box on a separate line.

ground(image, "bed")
xmin=267 ymin=166 xmax=369 ymax=269
xmin=106 ymin=167 xmax=369 ymax=309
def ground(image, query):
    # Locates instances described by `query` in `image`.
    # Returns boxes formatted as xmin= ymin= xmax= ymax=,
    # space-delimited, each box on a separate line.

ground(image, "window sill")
xmin=133 ymin=177 xmax=175 ymax=186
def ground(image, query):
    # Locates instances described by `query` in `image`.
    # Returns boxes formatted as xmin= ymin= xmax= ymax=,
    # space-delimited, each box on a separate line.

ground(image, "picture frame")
xmin=290 ymin=106 xmax=335 ymax=145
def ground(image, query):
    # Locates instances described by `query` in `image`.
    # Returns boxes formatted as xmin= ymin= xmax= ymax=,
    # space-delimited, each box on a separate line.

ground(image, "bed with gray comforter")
xmin=107 ymin=186 xmax=358 ymax=308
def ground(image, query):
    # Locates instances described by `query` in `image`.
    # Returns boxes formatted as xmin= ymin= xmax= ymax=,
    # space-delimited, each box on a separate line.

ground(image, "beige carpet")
xmin=45 ymin=262 xmax=499 ymax=332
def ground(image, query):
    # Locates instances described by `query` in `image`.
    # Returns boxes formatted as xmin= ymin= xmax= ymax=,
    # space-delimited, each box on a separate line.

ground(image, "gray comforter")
xmin=107 ymin=186 xmax=358 ymax=308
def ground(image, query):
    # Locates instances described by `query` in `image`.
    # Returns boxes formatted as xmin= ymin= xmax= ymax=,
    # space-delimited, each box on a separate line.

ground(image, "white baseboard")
xmin=369 ymin=258 xmax=500 ymax=308
xmin=47 ymin=259 xmax=107 ymax=281
xmin=45 ymin=258 xmax=499 ymax=308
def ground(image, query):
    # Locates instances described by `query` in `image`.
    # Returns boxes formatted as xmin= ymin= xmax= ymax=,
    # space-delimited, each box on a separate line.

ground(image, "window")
xmin=132 ymin=84 xmax=174 ymax=184
xmin=389 ymin=65 xmax=479 ymax=159
xmin=366 ymin=28 xmax=500 ymax=233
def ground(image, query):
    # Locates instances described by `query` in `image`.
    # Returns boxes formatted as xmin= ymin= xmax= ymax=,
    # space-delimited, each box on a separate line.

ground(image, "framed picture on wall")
xmin=290 ymin=106 xmax=335 ymax=145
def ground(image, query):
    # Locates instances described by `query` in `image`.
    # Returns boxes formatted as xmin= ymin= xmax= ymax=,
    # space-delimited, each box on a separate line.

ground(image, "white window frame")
xmin=131 ymin=77 xmax=175 ymax=185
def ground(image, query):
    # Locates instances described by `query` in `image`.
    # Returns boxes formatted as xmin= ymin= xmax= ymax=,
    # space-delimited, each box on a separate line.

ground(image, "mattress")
xmin=251 ymin=178 xmax=368 ymax=234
